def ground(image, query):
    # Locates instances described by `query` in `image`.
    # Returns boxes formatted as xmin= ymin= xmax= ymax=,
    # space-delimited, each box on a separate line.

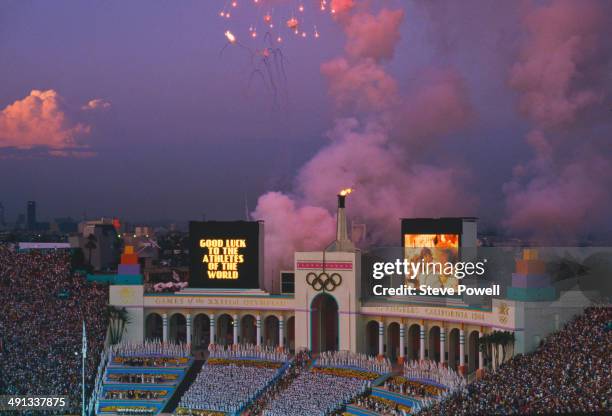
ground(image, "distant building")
xmin=70 ymin=218 xmax=120 ymax=271
xmin=36 ymin=222 xmax=50 ymax=232
xmin=0 ymin=202 xmax=5 ymax=226
xmin=123 ymin=226 xmax=160 ymax=269
xmin=77 ymin=217 xmax=114 ymax=234
xmin=16 ymin=214 xmax=25 ymax=230
xmin=52 ymin=217 xmax=78 ymax=234
xmin=134 ymin=226 xmax=154 ymax=238
xmin=27 ymin=201 xmax=36 ymax=230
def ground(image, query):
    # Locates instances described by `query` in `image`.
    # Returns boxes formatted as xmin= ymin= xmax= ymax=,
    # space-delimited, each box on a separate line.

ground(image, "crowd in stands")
xmin=244 ymin=350 xmax=312 ymax=416
xmin=0 ymin=245 xmax=108 ymax=414
xmin=208 ymin=343 xmax=289 ymax=362
xmin=317 ymin=350 xmax=392 ymax=374
xmin=420 ymin=306 xmax=612 ymax=415
xmin=178 ymin=360 xmax=281 ymax=413
xmin=403 ymin=359 xmax=465 ymax=392
xmin=263 ymin=368 xmax=369 ymax=416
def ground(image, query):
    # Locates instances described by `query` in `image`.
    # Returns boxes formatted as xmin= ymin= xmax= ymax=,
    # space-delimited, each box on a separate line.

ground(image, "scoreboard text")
xmin=189 ymin=221 xmax=261 ymax=289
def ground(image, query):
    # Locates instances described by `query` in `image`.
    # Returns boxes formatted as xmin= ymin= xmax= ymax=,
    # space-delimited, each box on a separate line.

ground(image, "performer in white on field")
xmin=403 ymin=360 xmax=465 ymax=392
xmin=208 ymin=343 xmax=289 ymax=363
xmin=263 ymin=370 xmax=368 ymax=416
xmin=317 ymin=350 xmax=391 ymax=374
xmin=178 ymin=362 xmax=279 ymax=413
xmin=111 ymin=339 xmax=190 ymax=358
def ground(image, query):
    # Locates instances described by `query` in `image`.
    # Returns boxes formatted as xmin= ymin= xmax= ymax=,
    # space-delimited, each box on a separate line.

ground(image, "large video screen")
xmin=189 ymin=221 xmax=261 ymax=289
xmin=403 ymin=233 xmax=460 ymax=290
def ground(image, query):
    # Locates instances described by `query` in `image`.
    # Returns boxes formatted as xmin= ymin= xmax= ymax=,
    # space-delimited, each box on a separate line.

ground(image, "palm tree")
xmin=85 ymin=234 xmax=98 ymax=266
xmin=490 ymin=331 xmax=501 ymax=368
xmin=500 ymin=331 xmax=515 ymax=365
xmin=482 ymin=330 xmax=516 ymax=368
xmin=107 ymin=306 xmax=130 ymax=345
xmin=479 ymin=333 xmax=491 ymax=369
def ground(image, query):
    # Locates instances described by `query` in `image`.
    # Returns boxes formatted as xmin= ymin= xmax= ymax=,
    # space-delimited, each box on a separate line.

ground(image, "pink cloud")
xmin=251 ymin=192 xmax=335 ymax=291
xmin=48 ymin=149 xmax=97 ymax=158
xmin=0 ymin=89 xmax=91 ymax=152
xmin=296 ymin=119 xmax=475 ymax=241
xmin=344 ymin=9 xmax=405 ymax=62
xmin=331 ymin=0 xmax=355 ymax=15
xmin=509 ymin=0 xmax=607 ymax=128
xmin=82 ymin=98 xmax=111 ymax=111
xmin=394 ymin=69 xmax=472 ymax=142
xmin=253 ymin=3 xmax=475 ymax=282
xmin=504 ymin=154 xmax=612 ymax=236
xmin=320 ymin=57 xmax=399 ymax=115
xmin=504 ymin=0 xmax=612 ymax=236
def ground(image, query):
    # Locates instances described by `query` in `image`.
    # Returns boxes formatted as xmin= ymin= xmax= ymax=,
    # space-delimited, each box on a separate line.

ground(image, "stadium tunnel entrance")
xmin=408 ymin=324 xmax=420 ymax=360
xmin=216 ymin=314 xmax=233 ymax=346
xmin=311 ymin=293 xmax=339 ymax=353
xmin=286 ymin=316 xmax=295 ymax=353
xmin=264 ymin=315 xmax=279 ymax=347
xmin=365 ymin=320 xmax=378 ymax=356
xmin=387 ymin=322 xmax=400 ymax=361
xmin=169 ymin=313 xmax=187 ymax=343
xmin=145 ymin=312 xmax=163 ymax=340
xmin=193 ymin=313 xmax=210 ymax=351
xmin=241 ymin=314 xmax=257 ymax=344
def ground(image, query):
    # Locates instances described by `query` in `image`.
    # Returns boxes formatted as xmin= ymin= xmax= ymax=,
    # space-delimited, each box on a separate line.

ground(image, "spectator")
xmin=0 ymin=244 xmax=108 ymax=415
xmin=419 ymin=307 xmax=612 ymax=415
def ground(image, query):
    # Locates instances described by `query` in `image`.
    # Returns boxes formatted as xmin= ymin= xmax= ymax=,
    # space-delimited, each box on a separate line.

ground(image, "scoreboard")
xmin=189 ymin=221 xmax=263 ymax=289
xmin=400 ymin=217 xmax=476 ymax=292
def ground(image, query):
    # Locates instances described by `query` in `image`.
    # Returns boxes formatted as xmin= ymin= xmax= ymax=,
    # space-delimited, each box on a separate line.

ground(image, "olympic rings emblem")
xmin=306 ymin=272 xmax=342 ymax=292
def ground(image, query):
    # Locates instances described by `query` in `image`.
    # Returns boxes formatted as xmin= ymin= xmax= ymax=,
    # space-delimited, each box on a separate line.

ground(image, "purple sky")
xmin=1 ymin=1 xmax=610 ymax=238
xmin=0 ymin=1 xmax=345 ymax=221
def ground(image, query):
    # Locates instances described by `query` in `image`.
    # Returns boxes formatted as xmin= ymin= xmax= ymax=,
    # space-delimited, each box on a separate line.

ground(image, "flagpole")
xmin=82 ymin=320 xmax=87 ymax=416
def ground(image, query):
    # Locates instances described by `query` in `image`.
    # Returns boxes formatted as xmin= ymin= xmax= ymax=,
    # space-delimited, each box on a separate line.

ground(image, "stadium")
xmin=2 ymin=0 xmax=612 ymax=415
xmin=1 ymin=192 xmax=610 ymax=416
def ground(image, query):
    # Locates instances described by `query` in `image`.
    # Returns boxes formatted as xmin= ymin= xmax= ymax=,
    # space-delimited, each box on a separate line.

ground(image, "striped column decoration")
xmin=440 ymin=329 xmax=446 ymax=365
xmin=209 ymin=314 xmax=216 ymax=345
xmin=162 ymin=313 xmax=168 ymax=343
xmin=419 ymin=325 xmax=425 ymax=361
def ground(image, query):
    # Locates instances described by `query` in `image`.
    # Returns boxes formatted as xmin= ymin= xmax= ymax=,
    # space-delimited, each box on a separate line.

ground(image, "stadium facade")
xmin=109 ymin=193 xmax=592 ymax=377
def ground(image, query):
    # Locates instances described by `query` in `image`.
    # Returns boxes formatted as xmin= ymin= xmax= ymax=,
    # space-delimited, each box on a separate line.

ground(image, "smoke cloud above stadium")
xmin=252 ymin=1 xmax=476 ymax=286
xmin=503 ymin=0 xmax=612 ymax=238
xmin=251 ymin=0 xmax=612 ymax=286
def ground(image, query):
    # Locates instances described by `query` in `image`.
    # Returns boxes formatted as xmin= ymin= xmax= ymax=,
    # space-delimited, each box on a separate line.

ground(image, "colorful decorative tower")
xmin=507 ymin=249 xmax=557 ymax=301
xmin=116 ymin=245 xmax=143 ymax=284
